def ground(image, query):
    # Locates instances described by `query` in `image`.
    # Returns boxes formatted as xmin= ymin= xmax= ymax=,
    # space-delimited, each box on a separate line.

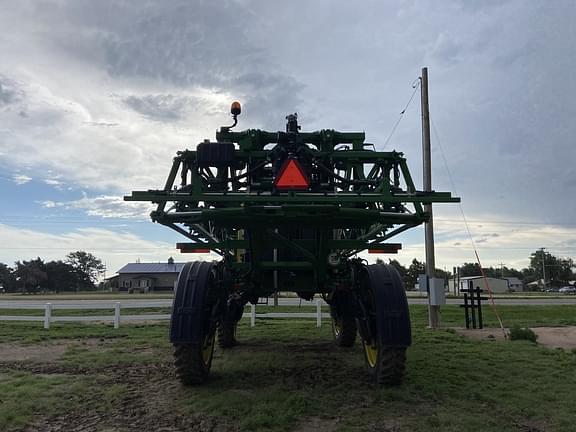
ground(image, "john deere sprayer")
xmin=125 ymin=102 xmax=458 ymax=385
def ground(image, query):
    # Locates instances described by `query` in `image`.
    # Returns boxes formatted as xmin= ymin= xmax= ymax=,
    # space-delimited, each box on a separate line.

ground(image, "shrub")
xmin=509 ymin=325 xmax=538 ymax=343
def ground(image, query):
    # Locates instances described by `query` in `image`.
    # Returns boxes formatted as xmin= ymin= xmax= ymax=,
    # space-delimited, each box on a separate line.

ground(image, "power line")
xmin=381 ymin=78 xmax=421 ymax=150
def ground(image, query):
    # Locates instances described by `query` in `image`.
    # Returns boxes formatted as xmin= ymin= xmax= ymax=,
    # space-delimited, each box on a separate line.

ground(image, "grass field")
xmin=1 ymin=305 xmax=575 ymax=431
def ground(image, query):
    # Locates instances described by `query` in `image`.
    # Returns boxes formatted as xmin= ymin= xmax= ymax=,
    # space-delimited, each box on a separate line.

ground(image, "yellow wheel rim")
xmin=332 ymin=319 xmax=342 ymax=337
xmin=364 ymin=341 xmax=378 ymax=368
xmin=201 ymin=331 xmax=215 ymax=366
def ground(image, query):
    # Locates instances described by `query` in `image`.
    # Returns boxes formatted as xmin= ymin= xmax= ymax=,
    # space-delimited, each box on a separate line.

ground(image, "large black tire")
xmin=174 ymin=336 xmax=216 ymax=385
xmin=170 ymin=262 xmax=220 ymax=385
xmin=362 ymin=342 xmax=407 ymax=385
xmin=331 ymin=315 xmax=357 ymax=347
xmin=217 ymin=320 xmax=237 ymax=348
xmin=358 ymin=263 xmax=411 ymax=386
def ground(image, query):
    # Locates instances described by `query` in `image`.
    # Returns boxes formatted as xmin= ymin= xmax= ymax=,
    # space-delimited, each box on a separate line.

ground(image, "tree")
xmin=435 ymin=267 xmax=452 ymax=286
xmin=500 ymin=266 xmax=523 ymax=279
xmin=383 ymin=259 xmax=410 ymax=289
xmin=529 ymin=250 xmax=574 ymax=287
xmin=65 ymin=251 xmax=105 ymax=290
xmin=459 ymin=262 xmax=482 ymax=277
xmin=0 ymin=263 xmax=17 ymax=293
xmin=14 ymin=258 xmax=47 ymax=293
xmin=44 ymin=261 xmax=80 ymax=293
xmin=405 ymin=259 xmax=425 ymax=290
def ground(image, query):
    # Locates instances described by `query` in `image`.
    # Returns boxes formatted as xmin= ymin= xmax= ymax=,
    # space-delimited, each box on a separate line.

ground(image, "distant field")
xmin=1 ymin=305 xmax=576 ymax=431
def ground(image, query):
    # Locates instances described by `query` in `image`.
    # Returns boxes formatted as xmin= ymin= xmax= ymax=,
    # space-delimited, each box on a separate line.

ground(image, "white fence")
xmin=0 ymin=300 xmax=330 ymax=329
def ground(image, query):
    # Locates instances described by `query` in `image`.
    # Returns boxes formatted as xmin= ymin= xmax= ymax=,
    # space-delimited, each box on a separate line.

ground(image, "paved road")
xmin=1 ymin=297 xmax=576 ymax=309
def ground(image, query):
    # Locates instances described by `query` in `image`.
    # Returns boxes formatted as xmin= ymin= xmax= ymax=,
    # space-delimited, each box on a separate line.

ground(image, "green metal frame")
xmin=125 ymin=120 xmax=459 ymax=296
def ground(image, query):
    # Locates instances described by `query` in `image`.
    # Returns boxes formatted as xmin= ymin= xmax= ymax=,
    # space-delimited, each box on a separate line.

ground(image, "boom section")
xmin=125 ymin=124 xmax=459 ymax=259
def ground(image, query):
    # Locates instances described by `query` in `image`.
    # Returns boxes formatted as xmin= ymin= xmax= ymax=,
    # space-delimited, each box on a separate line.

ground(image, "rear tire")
xmin=362 ymin=342 xmax=406 ymax=385
xmin=174 ymin=331 xmax=216 ymax=385
xmin=331 ymin=315 xmax=357 ymax=347
xmin=170 ymin=262 xmax=220 ymax=385
xmin=358 ymin=263 xmax=410 ymax=386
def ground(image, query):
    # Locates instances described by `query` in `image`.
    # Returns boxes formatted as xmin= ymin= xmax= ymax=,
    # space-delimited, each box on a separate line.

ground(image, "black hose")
xmin=314 ymin=160 xmax=378 ymax=186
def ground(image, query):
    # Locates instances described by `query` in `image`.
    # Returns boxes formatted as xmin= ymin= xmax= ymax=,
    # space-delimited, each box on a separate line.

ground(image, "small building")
xmin=116 ymin=258 xmax=185 ymax=293
xmin=456 ymin=276 xmax=510 ymax=294
xmin=504 ymin=277 xmax=524 ymax=292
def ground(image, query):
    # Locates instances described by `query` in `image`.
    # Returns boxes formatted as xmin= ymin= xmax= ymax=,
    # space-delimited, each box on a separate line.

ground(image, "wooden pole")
xmin=421 ymin=67 xmax=440 ymax=328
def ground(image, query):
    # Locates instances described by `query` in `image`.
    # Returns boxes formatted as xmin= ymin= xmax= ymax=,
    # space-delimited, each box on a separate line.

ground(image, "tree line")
xmin=0 ymin=251 xmax=105 ymax=294
xmin=378 ymin=249 xmax=575 ymax=290
xmin=0 ymin=248 xmax=572 ymax=294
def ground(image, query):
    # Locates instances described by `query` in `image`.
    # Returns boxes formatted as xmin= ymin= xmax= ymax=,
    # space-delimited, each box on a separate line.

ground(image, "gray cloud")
xmin=91 ymin=1 xmax=262 ymax=88
xmin=0 ymin=76 xmax=23 ymax=106
xmin=122 ymin=94 xmax=203 ymax=122
xmin=6 ymin=0 xmax=305 ymax=130
xmin=430 ymin=33 xmax=462 ymax=64
xmin=0 ymin=0 xmax=575 ymax=222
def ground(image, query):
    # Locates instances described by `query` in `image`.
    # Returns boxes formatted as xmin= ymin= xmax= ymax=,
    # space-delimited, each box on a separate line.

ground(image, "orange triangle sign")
xmin=275 ymin=159 xmax=310 ymax=190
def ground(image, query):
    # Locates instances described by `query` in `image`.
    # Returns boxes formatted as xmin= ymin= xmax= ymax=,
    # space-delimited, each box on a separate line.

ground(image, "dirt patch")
xmin=0 ymin=338 xmax=111 ymax=363
xmin=10 ymin=360 xmax=237 ymax=432
xmin=454 ymin=326 xmax=576 ymax=349
xmin=294 ymin=416 xmax=340 ymax=432
xmin=0 ymin=342 xmax=69 ymax=362
xmin=0 ymin=338 xmax=224 ymax=431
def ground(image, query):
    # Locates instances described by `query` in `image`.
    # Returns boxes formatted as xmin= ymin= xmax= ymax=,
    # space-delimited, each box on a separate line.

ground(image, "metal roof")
xmin=117 ymin=263 xmax=186 ymax=274
xmin=458 ymin=276 xmax=507 ymax=281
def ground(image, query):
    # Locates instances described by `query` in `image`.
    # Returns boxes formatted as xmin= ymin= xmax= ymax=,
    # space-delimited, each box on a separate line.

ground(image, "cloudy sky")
xmin=1 ymin=0 xmax=575 ymax=275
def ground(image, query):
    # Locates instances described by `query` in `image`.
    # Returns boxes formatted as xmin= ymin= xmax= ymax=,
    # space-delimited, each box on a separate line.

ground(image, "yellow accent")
xmin=201 ymin=331 xmax=215 ymax=366
xmin=364 ymin=341 xmax=378 ymax=368
xmin=333 ymin=319 xmax=342 ymax=337
xmin=236 ymin=229 xmax=245 ymax=263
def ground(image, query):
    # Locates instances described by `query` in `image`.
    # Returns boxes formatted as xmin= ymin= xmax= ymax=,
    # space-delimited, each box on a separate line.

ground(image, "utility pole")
xmin=421 ymin=67 xmax=439 ymax=328
xmin=540 ymin=247 xmax=546 ymax=288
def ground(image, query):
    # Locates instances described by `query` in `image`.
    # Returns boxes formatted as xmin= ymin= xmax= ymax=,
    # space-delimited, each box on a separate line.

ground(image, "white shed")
xmin=458 ymin=276 xmax=510 ymax=294
xmin=504 ymin=277 xmax=524 ymax=292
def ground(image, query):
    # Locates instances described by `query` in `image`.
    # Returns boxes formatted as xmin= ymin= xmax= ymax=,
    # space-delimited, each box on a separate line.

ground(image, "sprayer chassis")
xmin=125 ymin=115 xmax=459 ymax=385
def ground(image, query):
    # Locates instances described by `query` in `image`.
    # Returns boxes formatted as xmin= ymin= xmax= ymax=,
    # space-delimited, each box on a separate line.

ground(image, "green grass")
xmin=0 ymin=372 xmax=88 ymax=431
xmin=1 ymin=305 xmax=576 ymax=431
xmin=411 ymin=304 xmax=576 ymax=327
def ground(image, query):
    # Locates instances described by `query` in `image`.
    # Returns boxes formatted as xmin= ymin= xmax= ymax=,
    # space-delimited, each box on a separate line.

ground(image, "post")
xmin=421 ymin=67 xmax=440 ymax=328
xmin=541 ymin=247 xmax=546 ymax=289
xmin=44 ymin=303 xmax=52 ymax=329
xmin=273 ymin=246 xmax=279 ymax=307
xmin=114 ymin=302 xmax=121 ymax=329
xmin=463 ymin=292 xmax=469 ymax=329
xmin=476 ymin=288 xmax=483 ymax=329
xmin=469 ymin=281 xmax=476 ymax=329
xmin=316 ymin=299 xmax=322 ymax=327
xmin=457 ymin=266 xmax=461 ymax=296
xmin=250 ymin=303 xmax=256 ymax=327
